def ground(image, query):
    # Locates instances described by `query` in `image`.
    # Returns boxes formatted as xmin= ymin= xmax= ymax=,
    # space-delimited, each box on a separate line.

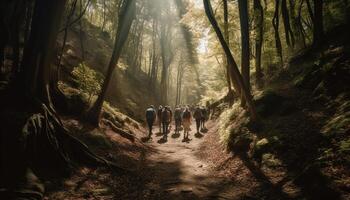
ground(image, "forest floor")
xmin=45 ymin=118 xmax=307 ymax=200
xmin=142 ymin=121 xmax=236 ymax=200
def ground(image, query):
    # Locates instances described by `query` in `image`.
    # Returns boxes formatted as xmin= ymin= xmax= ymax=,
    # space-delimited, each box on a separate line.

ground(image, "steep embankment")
xmin=57 ymin=19 xmax=157 ymax=121
xmin=207 ymin=25 xmax=350 ymax=199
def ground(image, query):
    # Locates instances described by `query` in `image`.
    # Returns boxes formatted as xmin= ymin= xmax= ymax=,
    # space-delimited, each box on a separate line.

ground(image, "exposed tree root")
xmin=102 ymin=119 xmax=135 ymax=142
xmin=1 ymin=103 xmax=130 ymax=200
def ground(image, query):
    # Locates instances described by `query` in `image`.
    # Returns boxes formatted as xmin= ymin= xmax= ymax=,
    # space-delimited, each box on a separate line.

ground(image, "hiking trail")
xmin=141 ymin=121 xmax=237 ymax=200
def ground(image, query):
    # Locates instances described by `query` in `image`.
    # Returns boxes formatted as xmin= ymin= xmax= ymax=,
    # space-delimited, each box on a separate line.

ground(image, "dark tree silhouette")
xmin=88 ymin=0 xmax=136 ymax=126
xmin=203 ymin=0 xmax=257 ymax=121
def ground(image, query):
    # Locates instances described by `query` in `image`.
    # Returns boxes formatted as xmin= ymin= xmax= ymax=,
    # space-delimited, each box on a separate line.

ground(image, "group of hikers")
xmin=145 ymin=105 xmax=209 ymax=141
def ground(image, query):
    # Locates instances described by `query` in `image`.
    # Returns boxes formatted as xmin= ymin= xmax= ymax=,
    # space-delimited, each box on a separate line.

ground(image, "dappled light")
xmin=1 ymin=0 xmax=350 ymax=199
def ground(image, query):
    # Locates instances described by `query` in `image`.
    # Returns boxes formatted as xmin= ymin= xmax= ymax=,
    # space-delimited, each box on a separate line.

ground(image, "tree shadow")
xmin=246 ymin=99 xmax=343 ymax=199
xmin=237 ymin=152 xmax=293 ymax=200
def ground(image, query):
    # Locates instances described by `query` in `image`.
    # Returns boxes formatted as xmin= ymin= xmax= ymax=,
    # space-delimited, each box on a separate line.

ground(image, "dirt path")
xmin=142 ymin=121 xmax=237 ymax=200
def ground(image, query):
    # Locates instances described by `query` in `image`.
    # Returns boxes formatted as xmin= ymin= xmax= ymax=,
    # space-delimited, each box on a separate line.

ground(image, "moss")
xmin=218 ymin=102 xmax=250 ymax=149
xmin=80 ymin=129 xmax=112 ymax=148
xmin=59 ymin=82 xmax=90 ymax=115
xmin=261 ymin=153 xmax=282 ymax=167
xmin=339 ymin=139 xmax=350 ymax=153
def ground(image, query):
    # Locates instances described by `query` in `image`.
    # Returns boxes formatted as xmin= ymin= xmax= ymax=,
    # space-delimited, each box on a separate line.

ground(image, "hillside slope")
xmin=57 ymin=19 xmax=158 ymax=121
xmin=207 ymin=25 xmax=350 ymax=199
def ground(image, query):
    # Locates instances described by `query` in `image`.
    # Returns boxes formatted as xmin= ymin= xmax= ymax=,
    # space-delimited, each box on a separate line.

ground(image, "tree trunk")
xmin=159 ymin=20 xmax=173 ymax=105
xmin=293 ymin=0 xmax=307 ymax=48
xmin=88 ymin=0 xmax=136 ymax=126
xmin=254 ymin=0 xmax=264 ymax=88
xmin=223 ymin=0 xmax=235 ymax=103
xmin=174 ymin=0 xmax=203 ymax=93
xmin=281 ymin=0 xmax=295 ymax=48
xmin=203 ymin=0 xmax=257 ymax=121
xmin=79 ymin=0 xmax=85 ymax=60
xmin=312 ymin=0 xmax=324 ymax=47
xmin=273 ymin=0 xmax=283 ymax=63
xmin=238 ymin=0 xmax=250 ymax=107
xmin=57 ymin=0 xmax=78 ymax=81
xmin=21 ymin=0 xmax=67 ymax=107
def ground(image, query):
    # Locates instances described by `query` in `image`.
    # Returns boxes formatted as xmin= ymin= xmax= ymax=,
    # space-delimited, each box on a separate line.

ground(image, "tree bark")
xmin=281 ymin=0 xmax=295 ymax=48
xmin=254 ymin=0 xmax=264 ymax=88
xmin=273 ymin=0 xmax=284 ymax=63
xmin=88 ymin=0 xmax=136 ymax=126
xmin=312 ymin=0 xmax=324 ymax=47
xmin=238 ymin=0 xmax=250 ymax=107
xmin=223 ymin=0 xmax=234 ymax=102
xmin=159 ymin=20 xmax=173 ymax=105
xmin=21 ymin=0 xmax=67 ymax=107
xmin=203 ymin=0 xmax=257 ymax=121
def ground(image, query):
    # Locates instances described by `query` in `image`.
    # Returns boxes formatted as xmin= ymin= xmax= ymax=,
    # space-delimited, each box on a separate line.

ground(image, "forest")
xmin=0 ymin=0 xmax=349 ymax=199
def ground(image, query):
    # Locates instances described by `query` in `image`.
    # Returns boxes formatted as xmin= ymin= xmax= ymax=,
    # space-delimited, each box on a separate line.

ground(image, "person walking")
xmin=161 ymin=106 xmax=171 ymax=139
xmin=174 ymin=106 xmax=182 ymax=134
xmin=157 ymin=105 xmax=163 ymax=134
xmin=182 ymin=107 xmax=192 ymax=140
xmin=200 ymin=106 xmax=208 ymax=130
xmin=145 ymin=105 xmax=157 ymax=139
xmin=193 ymin=106 xmax=202 ymax=134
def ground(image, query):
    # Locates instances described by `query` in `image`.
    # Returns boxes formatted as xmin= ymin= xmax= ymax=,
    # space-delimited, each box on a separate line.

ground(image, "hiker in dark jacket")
xmin=161 ymin=106 xmax=172 ymax=139
xmin=193 ymin=106 xmax=202 ymax=134
xmin=157 ymin=105 xmax=163 ymax=133
xmin=174 ymin=106 xmax=182 ymax=134
xmin=145 ymin=105 xmax=157 ymax=139
xmin=200 ymin=106 xmax=208 ymax=130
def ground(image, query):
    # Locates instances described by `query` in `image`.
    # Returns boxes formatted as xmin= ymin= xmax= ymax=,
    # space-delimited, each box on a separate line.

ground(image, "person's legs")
xmin=174 ymin=120 xmax=177 ymax=133
xmin=162 ymin=122 xmax=166 ymax=135
xmin=196 ymin=119 xmax=200 ymax=133
xmin=164 ymin=122 xmax=169 ymax=139
xmin=147 ymin=120 xmax=152 ymax=138
xmin=176 ymin=119 xmax=180 ymax=133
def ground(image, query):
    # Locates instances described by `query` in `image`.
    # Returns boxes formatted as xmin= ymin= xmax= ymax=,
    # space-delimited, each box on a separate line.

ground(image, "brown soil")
xmin=45 ymin=117 xmax=348 ymax=199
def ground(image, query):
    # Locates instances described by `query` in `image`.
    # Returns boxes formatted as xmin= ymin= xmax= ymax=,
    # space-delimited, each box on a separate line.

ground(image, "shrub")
xmin=71 ymin=63 xmax=103 ymax=103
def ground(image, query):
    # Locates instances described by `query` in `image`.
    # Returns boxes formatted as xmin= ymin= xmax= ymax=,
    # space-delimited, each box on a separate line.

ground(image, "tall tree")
xmin=21 ymin=0 xmax=67 ymax=107
xmin=203 ymin=0 xmax=257 ymax=121
xmin=273 ymin=0 xmax=284 ymax=63
xmin=88 ymin=0 xmax=136 ymax=125
xmin=223 ymin=0 xmax=234 ymax=102
xmin=159 ymin=21 xmax=173 ymax=105
xmin=238 ymin=0 xmax=250 ymax=107
xmin=281 ymin=0 xmax=295 ymax=48
xmin=312 ymin=0 xmax=324 ymax=47
xmin=254 ymin=0 xmax=264 ymax=87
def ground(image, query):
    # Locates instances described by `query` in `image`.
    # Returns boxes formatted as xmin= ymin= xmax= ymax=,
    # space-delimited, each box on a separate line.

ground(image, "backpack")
xmin=193 ymin=108 xmax=202 ymax=119
xmin=161 ymin=109 xmax=171 ymax=122
xmin=201 ymin=108 xmax=208 ymax=119
xmin=174 ymin=108 xmax=182 ymax=120
xmin=183 ymin=110 xmax=191 ymax=119
xmin=146 ymin=108 xmax=156 ymax=121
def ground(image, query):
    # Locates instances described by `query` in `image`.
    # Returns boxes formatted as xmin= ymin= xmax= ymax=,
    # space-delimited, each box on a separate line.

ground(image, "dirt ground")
xmin=46 ymin=118 xmax=348 ymax=200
